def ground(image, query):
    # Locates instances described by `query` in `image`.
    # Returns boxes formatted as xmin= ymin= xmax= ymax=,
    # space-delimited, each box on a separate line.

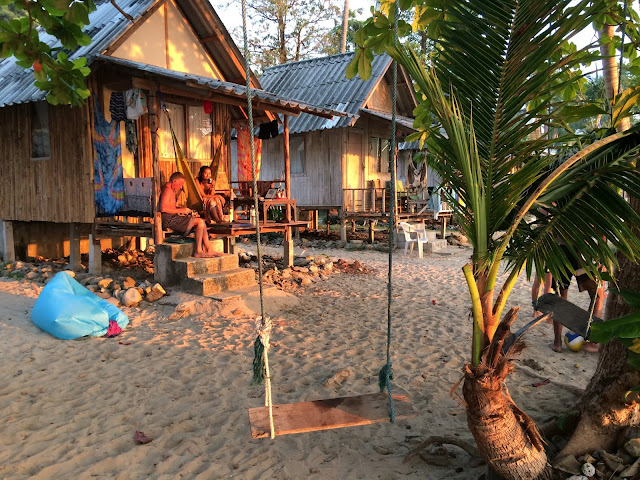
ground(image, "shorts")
xmin=554 ymin=244 xmax=591 ymax=292
xmin=161 ymin=213 xmax=193 ymax=234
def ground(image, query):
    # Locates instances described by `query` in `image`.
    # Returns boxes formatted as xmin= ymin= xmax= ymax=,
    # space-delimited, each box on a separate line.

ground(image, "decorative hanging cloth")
xmin=93 ymin=99 xmax=125 ymax=216
xmin=237 ymin=122 xmax=262 ymax=182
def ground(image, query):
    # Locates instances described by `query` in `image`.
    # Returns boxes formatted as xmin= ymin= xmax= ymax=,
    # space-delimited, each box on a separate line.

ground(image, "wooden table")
xmin=261 ymin=198 xmax=297 ymax=223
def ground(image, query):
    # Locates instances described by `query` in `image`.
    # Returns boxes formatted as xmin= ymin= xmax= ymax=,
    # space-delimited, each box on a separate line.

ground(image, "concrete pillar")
xmin=88 ymin=234 xmax=102 ymax=274
xmin=2 ymin=220 xmax=15 ymax=262
xmin=69 ymin=223 xmax=82 ymax=270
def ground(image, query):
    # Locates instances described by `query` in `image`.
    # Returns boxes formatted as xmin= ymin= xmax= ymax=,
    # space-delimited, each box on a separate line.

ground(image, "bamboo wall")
xmin=0 ymin=102 xmax=94 ymax=223
xmin=260 ymin=128 xmax=344 ymax=207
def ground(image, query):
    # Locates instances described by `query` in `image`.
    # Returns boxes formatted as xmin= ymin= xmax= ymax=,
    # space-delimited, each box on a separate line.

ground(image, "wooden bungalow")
xmin=258 ymin=53 xmax=446 ymax=240
xmin=0 ymin=0 xmax=342 ymax=271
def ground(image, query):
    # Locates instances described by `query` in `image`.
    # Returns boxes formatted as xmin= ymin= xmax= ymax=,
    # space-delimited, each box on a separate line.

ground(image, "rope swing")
xmin=246 ymin=0 xmax=414 ymax=438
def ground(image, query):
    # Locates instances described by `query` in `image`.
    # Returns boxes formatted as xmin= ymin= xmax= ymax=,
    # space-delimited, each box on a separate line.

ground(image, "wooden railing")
xmin=343 ymin=187 xmax=388 ymax=213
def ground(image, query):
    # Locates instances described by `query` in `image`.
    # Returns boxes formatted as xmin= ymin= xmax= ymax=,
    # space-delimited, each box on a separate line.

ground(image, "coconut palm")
xmin=349 ymin=0 xmax=640 ymax=478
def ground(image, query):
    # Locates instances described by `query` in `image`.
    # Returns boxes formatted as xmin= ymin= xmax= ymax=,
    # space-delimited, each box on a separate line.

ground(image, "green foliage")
xmin=590 ymin=287 xmax=640 ymax=372
xmin=0 ymin=0 xmax=96 ymax=106
xmin=348 ymin=0 xmax=640 ymax=366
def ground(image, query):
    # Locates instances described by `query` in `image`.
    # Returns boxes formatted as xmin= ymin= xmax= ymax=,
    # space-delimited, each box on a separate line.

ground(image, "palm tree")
xmin=349 ymin=1 xmax=640 ymax=478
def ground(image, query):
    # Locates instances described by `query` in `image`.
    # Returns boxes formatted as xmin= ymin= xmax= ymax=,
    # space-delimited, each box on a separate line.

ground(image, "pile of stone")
xmin=76 ymin=273 xmax=166 ymax=308
xmin=1 ymin=260 xmax=69 ymax=283
xmin=239 ymin=235 xmax=390 ymax=252
xmin=0 ymin=260 xmax=165 ymax=308
xmin=553 ymin=434 xmax=640 ymax=479
xmin=103 ymin=247 xmax=155 ymax=275
xmin=237 ymin=253 xmax=374 ymax=289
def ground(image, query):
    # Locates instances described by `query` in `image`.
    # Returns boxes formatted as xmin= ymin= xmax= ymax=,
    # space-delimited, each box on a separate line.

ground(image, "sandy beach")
xmin=0 ymin=244 xmax=600 ymax=480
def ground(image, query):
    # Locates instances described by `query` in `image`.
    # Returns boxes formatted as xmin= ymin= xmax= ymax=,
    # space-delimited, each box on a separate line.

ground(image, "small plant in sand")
xmin=349 ymin=0 xmax=640 ymax=477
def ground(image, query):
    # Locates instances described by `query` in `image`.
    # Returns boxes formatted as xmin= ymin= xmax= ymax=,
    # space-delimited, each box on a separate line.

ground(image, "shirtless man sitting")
xmin=160 ymin=172 xmax=221 ymax=258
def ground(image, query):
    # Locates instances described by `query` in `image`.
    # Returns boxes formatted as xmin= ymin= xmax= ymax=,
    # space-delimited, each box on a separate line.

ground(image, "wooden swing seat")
xmin=248 ymin=392 xmax=415 ymax=438
xmin=534 ymin=293 xmax=603 ymax=338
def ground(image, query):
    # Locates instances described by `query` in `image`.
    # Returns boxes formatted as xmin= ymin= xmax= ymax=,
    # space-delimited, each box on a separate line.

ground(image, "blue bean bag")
xmin=31 ymin=272 xmax=129 ymax=339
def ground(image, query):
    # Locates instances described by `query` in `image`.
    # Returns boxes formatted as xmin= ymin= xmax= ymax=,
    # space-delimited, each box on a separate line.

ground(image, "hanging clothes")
xmin=93 ymin=99 xmax=125 ymax=216
xmin=124 ymin=119 xmax=137 ymax=155
xmin=125 ymin=88 xmax=148 ymax=120
xmin=237 ymin=122 xmax=262 ymax=182
xmin=109 ymin=92 xmax=127 ymax=122
xmin=258 ymin=119 xmax=279 ymax=139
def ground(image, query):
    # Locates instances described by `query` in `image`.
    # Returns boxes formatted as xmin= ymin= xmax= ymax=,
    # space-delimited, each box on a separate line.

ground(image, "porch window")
xmin=160 ymin=102 xmax=185 ymax=160
xmin=290 ymin=136 xmax=305 ymax=174
xmin=30 ymin=101 xmax=50 ymax=159
xmin=369 ymin=137 xmax=390 ymax=173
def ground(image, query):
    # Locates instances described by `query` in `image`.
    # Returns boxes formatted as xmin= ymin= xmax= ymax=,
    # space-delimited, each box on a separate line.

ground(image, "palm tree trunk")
xmin=340 ymin=0 xmax=349 ymax=53
xmin=557 ymin=197 xmax=640 ymax=458
xmin=599 ymin=23 xmax=631 ymax=131
xmin=464 ymin=361 xmax=552 ymax=480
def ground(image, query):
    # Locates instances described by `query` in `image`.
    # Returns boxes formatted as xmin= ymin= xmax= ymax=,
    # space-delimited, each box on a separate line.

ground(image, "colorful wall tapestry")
xmin=93 ymin=100 xmax=125 ymax=216
xmin=237 ymin=122 xmax=262 ymax=182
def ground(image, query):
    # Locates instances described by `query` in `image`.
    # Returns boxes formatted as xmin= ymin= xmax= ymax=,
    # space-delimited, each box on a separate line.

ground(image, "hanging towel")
xmin=109 ymin=91 xmax=127 ymax=122
xmin=237 ymin=122 xmax=262 ymax=182
xmin=93 ymin=99 xmax=125 ymax=216
xmin=125 ymin=88 xmax=148 ymax=120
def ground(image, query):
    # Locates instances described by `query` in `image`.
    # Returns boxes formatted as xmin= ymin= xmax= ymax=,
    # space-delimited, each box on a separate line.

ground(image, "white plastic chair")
xmin=399 ymin=222 xmax=428 ymax=258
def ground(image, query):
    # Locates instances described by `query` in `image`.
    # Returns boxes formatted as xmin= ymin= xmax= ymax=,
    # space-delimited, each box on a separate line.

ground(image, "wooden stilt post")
xmin=340 ymin=207 xmax=347 ymax=242
xmin=88 ymin=233 xmax=102 ymax=274
xmin=2 ymin=220 xmax=15 ymax=262
xmin=149 ymin=92 xmax=164 ymax=246
xmin=283 ymin=116 xmax=291 ymax=200
xmin=69 ymin=223 xmax=82 ymax=270
xmin=284 ymin=226 xmax=294 ymax=267
xmin=368 ymin=220 xmax=375 ymax=244
xmin=440 ymin=216 xmax=448 ymax=240
xmin=326 ymin=210 xmax=330 ymax=235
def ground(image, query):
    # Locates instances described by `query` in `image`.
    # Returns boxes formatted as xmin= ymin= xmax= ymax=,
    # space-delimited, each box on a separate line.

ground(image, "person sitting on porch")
xmin=196 ymin=166 xmax=228 ymax=223
xmin=160 ymin=172 xmax=221 ymax=258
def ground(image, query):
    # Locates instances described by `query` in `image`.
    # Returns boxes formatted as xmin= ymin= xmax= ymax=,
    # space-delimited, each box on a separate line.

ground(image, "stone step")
xmin=182 ymin=268 xmax=256 ymax=296
xmin=206 ymin=283 xmax=276 ymax=302
xmin=173 ymin=254 xmax=239 ymax=278
xmin=426 ymin=239 xmax=448 ymax=253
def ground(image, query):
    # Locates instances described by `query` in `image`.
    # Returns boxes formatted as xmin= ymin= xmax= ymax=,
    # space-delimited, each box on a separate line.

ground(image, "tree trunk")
xmin=599 ymin=23 xmax=631 ymax=131
xmin=340 ymin=0 xmax=349 ymax=53
xmin=463 ymin=359 xmax=552 ymax=480
xmin=557 ymin=198 xmax=640 ymax=457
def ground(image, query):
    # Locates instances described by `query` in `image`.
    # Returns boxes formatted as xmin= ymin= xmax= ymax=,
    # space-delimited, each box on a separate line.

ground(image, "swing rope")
xmin=241 ymin=0 xmax=274 ymax=439
xmin=378 ymin=0 xmax=399 ymax=423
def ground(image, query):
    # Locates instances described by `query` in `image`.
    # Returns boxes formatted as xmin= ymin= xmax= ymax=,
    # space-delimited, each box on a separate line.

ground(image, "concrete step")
xmin=156 ymin=239 xmax=225 ymax=261
xmin=182 ymin=268 xmax=256 ymax=296
xmin=426 ymin=239 xmax=448 ymax=253
xmin=173 ymin=254 xmax=239 ymax=278
xmin=206 ymin=283 xmax=276 ymax=302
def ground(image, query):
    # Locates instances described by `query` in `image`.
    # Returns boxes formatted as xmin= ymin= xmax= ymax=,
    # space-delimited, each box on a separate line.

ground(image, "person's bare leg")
xmin=551 ymin=288 xmax=569 ymax=352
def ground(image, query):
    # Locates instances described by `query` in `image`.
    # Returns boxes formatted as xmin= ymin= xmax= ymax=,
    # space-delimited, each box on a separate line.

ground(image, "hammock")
xmin=165 ymin=110 xmax=203 ymax=212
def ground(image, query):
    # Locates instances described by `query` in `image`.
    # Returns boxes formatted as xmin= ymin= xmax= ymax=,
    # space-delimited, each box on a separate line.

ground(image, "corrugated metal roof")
xmin=96 ymin=55 xmax=346 ymax=118
xmin=360 ymin=108 xmax=416 ymax=132
xmin=259 ymin=52 xmax=392 ymax=134
xmin=0 ymin=0 xmax=156 ymax=107
xmin=0 ymin=0 xmax=266 ymax=107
